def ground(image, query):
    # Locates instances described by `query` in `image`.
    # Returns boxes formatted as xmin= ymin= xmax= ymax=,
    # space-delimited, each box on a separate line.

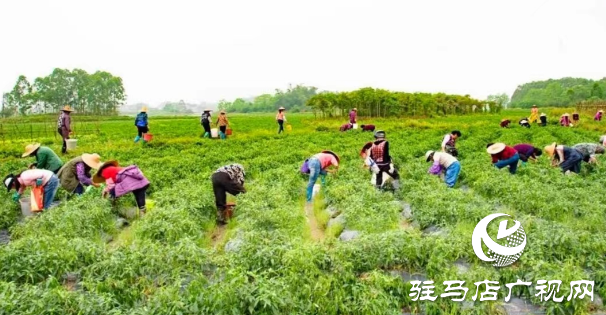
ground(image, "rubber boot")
xmin=203 ymin=132 xmax=209 ymax=138
xmin=306 ymin=186 xmax=314 ymax=202
xmin=220 ymin=132 xmax=226 ymax=140
xmin=134 ymin=135 xmax=141 ymax=143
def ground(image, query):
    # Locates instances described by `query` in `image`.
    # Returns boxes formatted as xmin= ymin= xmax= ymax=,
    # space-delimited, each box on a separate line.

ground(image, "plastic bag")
xmin=31 ymin=186 xmax=44 ymax=212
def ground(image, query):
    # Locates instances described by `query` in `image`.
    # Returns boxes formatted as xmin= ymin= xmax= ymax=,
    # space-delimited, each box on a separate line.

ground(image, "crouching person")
xmin=4 ymin=169 xmax=60 ymax=210
xmin=94 ymin=161 xmax=150 ymax=216
xmin=425 ymin=151 xmax=461 ymax=188
xmin=211 ymin=164 xmax=246 ymax=225
xmin=368 ymin=131 xmax=400 ymax=190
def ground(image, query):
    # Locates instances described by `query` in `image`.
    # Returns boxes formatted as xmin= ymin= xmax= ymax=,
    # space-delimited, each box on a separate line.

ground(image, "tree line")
xmin=1 ymin=68 xmax=126 ymax=118
xmin=510 ymin=77 xmax=606 ymax=108
xmin=218 ymin=84 xmax=317 ymax=113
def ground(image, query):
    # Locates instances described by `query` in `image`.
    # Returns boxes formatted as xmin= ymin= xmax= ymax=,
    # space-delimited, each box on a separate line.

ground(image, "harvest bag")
xmin=300 ymin=159 xmax=310 ymax=174
xmin=31 ymin=186 xmax=44 ymax=212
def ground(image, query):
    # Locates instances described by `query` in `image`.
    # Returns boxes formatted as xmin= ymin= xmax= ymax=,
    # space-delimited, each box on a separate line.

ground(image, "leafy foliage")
xmin=511 ymin=77 xmax=606 ymax=108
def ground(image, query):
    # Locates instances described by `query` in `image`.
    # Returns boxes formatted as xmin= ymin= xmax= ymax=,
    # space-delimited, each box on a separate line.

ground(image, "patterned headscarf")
xmin=215 ymin=164 xmax=245 ymax=184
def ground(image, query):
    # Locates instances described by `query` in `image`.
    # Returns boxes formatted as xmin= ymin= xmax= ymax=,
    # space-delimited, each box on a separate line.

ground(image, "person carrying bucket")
xmin=134 ymin=106 xmax=149 ymax=143
xmin=529 ymin=105 xmax=539 ymax=123
xmin=425 ymin=150 xmax=461 ymax=188
xmin=57 ymin=153 xmax=102 ymax=195
xmin=544 ymin=142 xmax=583 ymax=175
xmin=94 ymin=160 xmax=150 ymax=216
xmin=211 ymin=164 xmax=246 ymax=225
xmin=201 ymin=109 xmax=212 ymax=138
xmin=216 ymin=111 xmax=229 ymax=139
xmin=22 ymin=143 xmax=63 ymax=174
xmin=486 ymin=143 xmax=519 ymax=174
xmin=4 ymin=169 xmax=60 ymax=210
xmin=305 ymin=151 xmax=339 ymax=202
xmin=57 ymin=105 xmax=73 ymax=154
xmin=367 ymin=130 xmax=400 ymax=190
xmin=276 ymin=107 xmax=287 ymax=134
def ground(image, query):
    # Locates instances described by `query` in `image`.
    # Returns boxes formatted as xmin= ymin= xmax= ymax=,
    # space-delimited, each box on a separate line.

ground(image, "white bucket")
xmin=19 ymin=198 xmax=33 ymax=217
xmin=353 ymin=124 xmax=358 ymax=129
xmin=66 ymin=139 xmax=78 ymax=150
xmin=210 ymin=128 xmax=219 ymax=138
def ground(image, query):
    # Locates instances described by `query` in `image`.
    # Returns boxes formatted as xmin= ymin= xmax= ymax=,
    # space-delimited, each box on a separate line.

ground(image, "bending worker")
xmin=4 ymin=168 xmax=60 ymax=210
xmin=572 ymin=143 xmax=605 ymax=164
xmin=306 ymin=151 xmax=339 ymax=202
xmin=57 ymin=153 xmax=102 ymax=195
xmin=487 ymin=143 xmax=520 ymax=174
xmin=368 ymin=130 xmax=400 ymax=190
xmin=425 ymin=150 xmax=461 ymax=188
xmin=544 ymin=142 xmax=583 ymax=174
xmin=22 ymin=143 xmax=63 ymax=174
xmin=211 ymin=164 xmax=246 ymax=225
xmin=513 ymin=144 xmax=542 ymax=164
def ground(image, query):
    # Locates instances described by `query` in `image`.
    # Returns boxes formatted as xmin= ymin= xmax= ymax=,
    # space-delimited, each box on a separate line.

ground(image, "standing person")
xmin=4 ymin=169 xmax=60 ymax=210
xmin=519 ymin=118 xmax=531 ymax=128
xmin=134 ymin=106 xmax=149 ymax=143
xmin=594 ymin=110 xmax=603 ymax=121
xmin=513 ymin=144 xmax=542 ymax=164
xmin=572 ymin=143 xmax=605 ymax=164
xmin=216 ymin=111 xmax=229 ymax=140
xmin=360 ymin=124 xmax=376 ymax=132
xmin=560 ymin=113 xmax=571 ymax=127
xmin=425 ymin=150 xmax=461 ymax=188
xmin=500 ymin=119 xmax=511 ymax=128
xmin=57 ymin=105 xmax=73 ymax=154
xmin=201 ymin=109 xmax=212 ymax=138
xmin=94 ymin=161 xmax=150 ymax=216
xmin=539 ymin=113 xmax=548 ymax=126
xmin=57 ymin=153 xmax=102 ymax=195
xmin=276 ymin=107 xmax=286 ymax=134
xmin=544 ymin=142 xmax=583 ymax=174
xmin=529 ymin=105 xmax=539 ymax=123
xmin=486 ymin=143 xmax=520 ymax=174
xmin=210 ymin=164 xmax=246 ymax=225
xmin=22 ymin=144 xmax=63 ymax=174
xmin=368 ymin=130 xmax=400 ymax=190
xmin=349 ymin=108 xmax=357 ymax=125
xmin=572 ymin=112 xmax=580 ymax=125
xmin=441 ymin=130 xmax=461 ymax=157
xmin=305 ymin=151 xmax=339 ymax=202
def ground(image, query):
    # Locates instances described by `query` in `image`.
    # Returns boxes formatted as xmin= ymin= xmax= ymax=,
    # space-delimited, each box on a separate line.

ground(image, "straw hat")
xmin=540 ymin=113 xmax=546 ymax=117
xmin=61 ymin=105 xmax=73 ymax=112
xmin=141 ymin=106 xmax=148 ymax=112
xmin=486 ymin=143 xmax=506 ymax=155
xmin=321 ymin=150 xmax=340 ymax=164
xmin=600 ymin=110 xmax=604 ymax=113
xmin=563 ymin=113 xmax=570 ymax=117
xmin=278 ymin=107 xmax=286 ymax=110
xmin=532 ymin=105 xmax=537 ymax=107
xmin=204 ymin=109 xmax=211 ymax=112
xmin=81 ymin=153 xmax=103 ymax=169
xmin=544 ymin=142 xmax=557 ymax=157
xmin=425 ymin=150 xmax=435 ymax=162
xmin=353 ymin=108 xmax=357 ymax=111
xmin=22 ymin=143 xmax=41 ymax=157
xmin=93 ymin=160 xmax=119 ymax=184
xmin=500 ymin=119 xmax=507 ymax=123
xmin=220 ymin=110 xmax=226 ymax=114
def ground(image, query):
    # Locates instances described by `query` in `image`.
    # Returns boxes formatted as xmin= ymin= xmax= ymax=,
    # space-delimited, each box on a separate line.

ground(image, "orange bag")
xmin=31 ymin=186 xmax=44 ymax=212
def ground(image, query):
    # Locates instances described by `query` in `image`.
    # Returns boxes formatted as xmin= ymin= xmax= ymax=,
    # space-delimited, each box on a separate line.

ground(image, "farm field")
xmin=1 ymin=111 xmax=606 ymax=315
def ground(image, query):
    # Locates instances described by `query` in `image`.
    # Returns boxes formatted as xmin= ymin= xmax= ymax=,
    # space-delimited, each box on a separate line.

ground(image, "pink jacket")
xmin=114 ymin=165 xmax=149 ymax=197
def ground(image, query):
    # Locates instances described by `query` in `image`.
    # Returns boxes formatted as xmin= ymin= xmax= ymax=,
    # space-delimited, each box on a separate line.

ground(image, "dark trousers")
xmin=278 ymin=119 xmax=284 ymax=133
xmin=58 ymin=128 xmax=68 ymax=153
xmin=560 ymin=153 xmax=583 ymax=174
xmin=202 ymin=121 xmax=211 ymax=133
xmin=219 ymin=126 xmax=227 ymax=134
xmin=212 ymin=172 xmax=242 ymax=210
xmin=137 ymin=126 xmax=149 ymax=137
xmin=132 ymin=185 xmax=148 ymax=210
xmin=376 ymin=164 xmax=399 ymax=186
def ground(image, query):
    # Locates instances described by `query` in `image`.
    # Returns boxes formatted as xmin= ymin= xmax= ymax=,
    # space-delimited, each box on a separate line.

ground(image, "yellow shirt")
xmin=217 ymin=115 xmax=228 ymax=126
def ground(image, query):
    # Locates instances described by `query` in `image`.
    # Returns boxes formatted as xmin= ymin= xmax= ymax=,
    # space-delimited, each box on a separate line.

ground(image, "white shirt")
xmin=433 ymin=152 xmax=457 ymax=169
xmin=441 ymin=134 xmax=451 ymax=148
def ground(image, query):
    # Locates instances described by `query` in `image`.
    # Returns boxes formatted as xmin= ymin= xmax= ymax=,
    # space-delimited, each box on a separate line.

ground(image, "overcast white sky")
xmin=1 ymin=0 xmax=605 ymax=105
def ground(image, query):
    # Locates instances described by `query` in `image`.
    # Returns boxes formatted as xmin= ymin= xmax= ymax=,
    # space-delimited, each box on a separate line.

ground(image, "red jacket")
xmin=492 ymin=146 xmax=517 ymax=163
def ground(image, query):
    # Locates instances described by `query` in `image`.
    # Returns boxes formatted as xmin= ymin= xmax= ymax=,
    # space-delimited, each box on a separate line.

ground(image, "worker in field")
xmin=368 ymin=131 xmax=400 ymax=190
xmin=22 ymin=143 xmax=63 ymax=174
xmin=134 ymin=106 xmax=149 ymax=143
xmin=276 ymin=107 xmax=287 ymax=134
xmin=305 ymin=151 xmax=339 ymax=202
xmin=519 ymin=118 xmax=530 ymax=128
xmin=211 ymin=164 xmax=246 ymax=225
xmin=441 ymin=130 xmax=461 ymax=157
xmin=94 ymin=160 xmax=150 ymax=216
xmin=425 ymin=150 xmax=461 ymax=188
xmin=486 ymin=143 xmax=520 ymax=174
xmin=360 ymin=142 xmax=387 ymax=188
xmin=560 ymin=113 xmax=571 ymax=127
xmin=349 ymin=108 xmax=357 ymax=125
xmin=513 ymin=144 xmax=542 ymax=165
xmin=529 ymin=105 xmax=539 ymax=123
xmin=4 ymin=168 xmax=60 ymax=210
xmin=339 ymin=123 xmax=353 ymax=132
xmin=216 ymin=111 xmax=229 ymax=139
xmin=500 ymin=119 xmax=511 ymax=128
xmin=544 ymin=142 xmax=583 ymax=175
xmin=600 ymin=135 xmax=606 ymax=146
xmin=57 ymin=153 xmax=102 ymax=195
xmin=201 ymin=109 xmax=212 ymax=138
xmin=57 ymin=105 xmax=73 ymax=154
xmin=572 ymin=143 xmax=605 ymax=164
xmin=594 ymin=110 xmax=603 ymax=121
xmin=540 ymin=113 xmax=547 ymax=126
xmin=360 ymin=124 xmax=376 ymax=132
xmin=572 ymin=112 xmax=580 ymax=125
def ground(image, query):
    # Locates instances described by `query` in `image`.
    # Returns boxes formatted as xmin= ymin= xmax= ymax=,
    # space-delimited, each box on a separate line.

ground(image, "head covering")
xmin=540 ymin=113 xmax=546 ymax=117
xmin=278 ymin=107 xmax=285 ymax=110
xmin=3 ymin=174 xmax=16 ymax=192
xmin=532 ymin=105 xmax=537 ymax=107
xmin=425 ymin=150 xmax=435 ymax=162
xmin=81 ymin=153 xmax=103 ymax=169
xmin=544 ymin=142 xmax=557 ymax=157
xmin=600 ymin=110 xmax=604 ymax=113
xmin=204 ymin=109 xmax=211 ymax=112
xmin=215 ymin=164 xmax=245 ymax=184
xmin=562 ymin=113 xmax=570 ymax=117
xmin=374 ymin=130 xmax=386 ymax=139
xmin=22 ymin=143 xmax=41 ymax=157
xmin=353 ymin=108 xmax=357 ymax=111
xmin=220 ymin=110 xmax=226 ymax=114
xmin=486 ymin=143 xmax=506 ymax=155
xmin=141 ymin=106 xmax=148 ymax=112
xmin=93 ymin=160 xmax=119 ymax=183
xmin=321 ymin=150 xmax=340 ymax=164
xmin=61 ymin=105 xmax=74 ymax=112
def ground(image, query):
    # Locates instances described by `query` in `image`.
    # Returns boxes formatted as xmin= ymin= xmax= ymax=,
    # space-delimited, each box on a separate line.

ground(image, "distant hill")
xmin=120 ymin=101 xmax=218 ymax=115
xmin=510 ymin=77 xmax=606 ymax=108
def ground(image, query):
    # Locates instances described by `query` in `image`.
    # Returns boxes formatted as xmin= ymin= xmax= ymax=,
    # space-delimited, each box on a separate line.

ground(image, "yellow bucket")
xmin=286 ymin=125 xmax=292 ymax=131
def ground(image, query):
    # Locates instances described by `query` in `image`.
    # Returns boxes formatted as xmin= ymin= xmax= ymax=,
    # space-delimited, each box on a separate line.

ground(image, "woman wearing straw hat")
xmin=57 ymin=105 xmax=73 ymax=154
xmin=529 ymin=105 xmax=539 ymax=123
xmin=425 ymin=150 xmax=461 ymax=188
xmin=560 ymin=113 xmax=571 ymax=127
xmin=216 ymin=110 xmax=230 ymax=140
xmin=211 ymin=164 xmax=246 ymax=225
xmin=487 ymin=143 xmax=520 ymax=174
xmin=94 ymin=160 xmax=150 ymax=216
xmin=57 ymin=153 xmax=102 ymax=195
xmin=201 ymin=109 xmax=212 ymax=138
xmin=594 ymin=110 xmax=603 ymax=121
xmin=539 ymin=113 xmax=547 ymax=126
xmin=306 ymin=150 xmax=339 ymax=202
xmin=4 ymin=168 xmax=60 ymax=210
xmin=349 ymin=108 xmax=357 ymax=125
xmin=22 ymin=143 xmax=63 ymax=174
xmin=134 ymin=106 xmax=149 ymax=143
xmin=544 ymin=142 xmax=583 ymax=174
xmin=518 ymin=118 xmax=531 ymax=128
xmin=276 ymin=107 xmax=287 ymax=134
